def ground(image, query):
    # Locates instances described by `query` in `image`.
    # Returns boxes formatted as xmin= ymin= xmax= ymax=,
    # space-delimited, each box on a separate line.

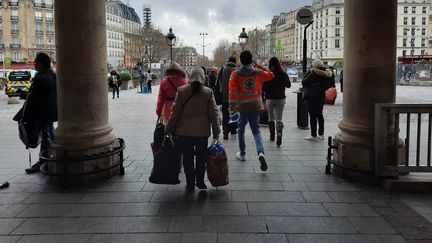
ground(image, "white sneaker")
xmin=304 ymin=136 xmax=318 ymax=141
xmin=258 ymin=153 xmax=268 ymax=171
xmin=317 ymin=135 xmax=325 ymax=140
xmin=236 ymin=152 xmax=246 ymax=161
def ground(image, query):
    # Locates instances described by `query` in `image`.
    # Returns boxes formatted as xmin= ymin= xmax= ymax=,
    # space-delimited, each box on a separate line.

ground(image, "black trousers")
xmin=307 ymin=100 xmax=324 ymax=137
xmin=221 ymin=102 xmax=230 ymax=136
xmin=176 ymin=136 xmax=208 ymax=185
xmin=147 ymin=81 xmax=152 ymax=93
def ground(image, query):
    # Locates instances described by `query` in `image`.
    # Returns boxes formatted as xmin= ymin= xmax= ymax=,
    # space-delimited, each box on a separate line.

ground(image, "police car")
xmin=5 ymin=70 xmax=37 ymax=98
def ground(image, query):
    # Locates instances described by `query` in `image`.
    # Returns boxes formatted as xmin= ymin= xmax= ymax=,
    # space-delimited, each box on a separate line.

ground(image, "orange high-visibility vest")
xmin=229 ymin=66 xmax=274 ymax=112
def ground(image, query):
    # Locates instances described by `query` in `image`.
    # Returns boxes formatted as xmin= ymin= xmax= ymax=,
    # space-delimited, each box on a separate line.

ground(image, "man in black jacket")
xmin=24 ymin=53 xmax=57 ymax=173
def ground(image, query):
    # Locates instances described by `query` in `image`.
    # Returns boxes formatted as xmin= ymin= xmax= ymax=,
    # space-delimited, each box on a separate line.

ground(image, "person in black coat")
xmin=21 ymin=53 xmax=57 ymax=173
xmin=302 ymin=59 xmax=332 ymax=141
xmin=262 ymin=57 xmax=291 ymax=147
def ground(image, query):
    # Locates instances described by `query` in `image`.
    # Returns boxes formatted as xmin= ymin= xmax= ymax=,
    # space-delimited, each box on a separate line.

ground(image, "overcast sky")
xmin=128 ymin=0 xmax=312 ymax=59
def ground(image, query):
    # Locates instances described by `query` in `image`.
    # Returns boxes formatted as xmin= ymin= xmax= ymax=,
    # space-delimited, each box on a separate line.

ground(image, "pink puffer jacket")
xmin=156 ymin=76 xmax=188 ymax=121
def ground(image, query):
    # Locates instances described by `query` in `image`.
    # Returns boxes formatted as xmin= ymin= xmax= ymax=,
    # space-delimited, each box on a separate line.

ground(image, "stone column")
xmin=48 ymin=0 xmax=120 ymax=185
xmin=333 ymin=0 xmax=398 ymax=183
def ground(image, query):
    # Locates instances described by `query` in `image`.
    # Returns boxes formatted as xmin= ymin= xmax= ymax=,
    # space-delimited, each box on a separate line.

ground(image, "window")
xmin=412 ymin=7 xmax=416 ymax=14
xmin=402 ymin=50 xmax=407 ymax=56
xmin=11 ymin=22 xmax=18 ymax=31
xmin=421 ymin=38 xmax=425 ymax=47
xmin=335 ymin=17 xmax=340 ymax=26
xmin=46 ymin=12 xmax=53 ymax=21
xmin=12 ymin=37 xmax=19 ymax=44
xmin=46 ymin=24 xmax=53 ymax=32
xmin=422 ymin=17 xmax=426 ymax=25
xmin=422 ymin=28 xmax=426 ymax=35
xmin=421 ymin=50 xmax=425 ymax=55
xmin=412 ymin=17 xmax=416 ymax=25
xmin=0 ymin=53 xmax=3 ymax=61
xmin=411 ymin=38 xmax=415 ymax=47
xmin=335 ymin=7 xmax=340 ymax=14
xmin=325 ymin=19 xmax=328 ymax=26
xmin=326 ymin=9 xmax=328 ymax=15
xmin=320 ymin=20 xmax=322 ymax=28
xmin=411 ymin=28 xmax=416 ymax=36
xmin=11 ymin=10 xmax=18 ymax=18
xmin=403 ymin=17 xmax=408 ymax=25
xmin=13 ymin=52 xmax=19 ymax=62
xmin=403 ymin=28 xmax=408 ymax=35
xmin=35 ymin=11 xmax=42 ymax=20
xmin=403 ymin=39 xmax=407 ymax=47
xmin=335 ymin=28 xmax=340 ymax=37
xmin=35 ymin=23 xmax=42 ymax=31
xmin=411 ymin=49 xmax=415 ymax=55
xmin=404 ymin=7 xmax=408 ymax=13
xmin=325 ymin=29 xmax=328 ymax=38
xmin=423 ymin=6 xmax=427 ymax=14
xmin=319 ymin=30 xmax=322 ymax=39
xmin=335 ymin=39 xmax=340 ymax=48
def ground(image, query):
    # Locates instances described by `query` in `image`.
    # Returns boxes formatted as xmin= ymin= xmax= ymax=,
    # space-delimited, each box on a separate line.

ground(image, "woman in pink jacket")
xmin=156 ymin=62 xmax=188 ymax=123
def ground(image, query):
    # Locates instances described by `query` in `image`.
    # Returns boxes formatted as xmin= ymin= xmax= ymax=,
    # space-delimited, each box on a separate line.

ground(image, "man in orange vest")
xmin=229 ymin=50 xmax=274 ymax=171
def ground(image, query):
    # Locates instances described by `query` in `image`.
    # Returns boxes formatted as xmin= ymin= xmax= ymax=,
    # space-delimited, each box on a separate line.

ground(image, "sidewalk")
xmin=0 ymin=84 xmax=431 ymax=242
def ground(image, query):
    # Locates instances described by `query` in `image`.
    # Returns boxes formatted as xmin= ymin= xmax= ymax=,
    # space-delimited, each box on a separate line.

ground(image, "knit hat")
xmin=188 ymin=67 xmax=206 ymax=85
xmin=165 ymin=62 xmax=186 ymax=78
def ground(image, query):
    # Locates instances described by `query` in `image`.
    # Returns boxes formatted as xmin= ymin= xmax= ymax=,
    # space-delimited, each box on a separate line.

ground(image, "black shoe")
xmin=258 ymin=153 xmax=268 ymax=171
xmin=186 ymin=185 xmax=195 ymax=193
xmin=196 ymin=181 xmax=207 ymax=190
xmin=25 ymin=162 xmax=42 ymax=174
xmin=223 ymin=134 xmax=229 ymax=140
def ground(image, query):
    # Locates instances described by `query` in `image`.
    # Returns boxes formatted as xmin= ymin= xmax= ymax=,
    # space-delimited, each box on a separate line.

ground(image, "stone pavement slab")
xmin=0 ymin=84 xmax=431 ymax=241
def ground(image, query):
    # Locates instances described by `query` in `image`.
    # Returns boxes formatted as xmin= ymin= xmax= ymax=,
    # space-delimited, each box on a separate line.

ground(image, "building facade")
xmin=309 ymin=0 xmax=344 ymax=66
xmin=397 ymin=0 xmax=431 ymax=60
xmin=0 ymin=0 xmax=55 ymax=63
xmin=175 ymin=46 xmax=197 ymax=67
xmin=118 ymin=2 xmax=141 ymax=70
xmin=105 ymin=0 xmax=125 ymax=69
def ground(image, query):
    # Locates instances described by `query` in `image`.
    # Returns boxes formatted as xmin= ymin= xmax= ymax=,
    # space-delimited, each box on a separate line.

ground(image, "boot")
xmin=185 ymin=174 xmax=195 ymax=193
xmin=276 ymin=121 xmax=284 ymax=147
xmin=268 ymin=121 xmax=275 ymax=141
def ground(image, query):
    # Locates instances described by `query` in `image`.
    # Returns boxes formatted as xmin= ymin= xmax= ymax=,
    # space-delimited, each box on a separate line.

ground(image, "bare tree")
xmin=246 ymin=28 xmax=268 ymax=64
xmin=213 ymin=40 xmax=238 ymax=66
xmin=196 ymin=55 xmax=213 ymax=67
xmin=140 ymin=27 xmax=170 ymax=69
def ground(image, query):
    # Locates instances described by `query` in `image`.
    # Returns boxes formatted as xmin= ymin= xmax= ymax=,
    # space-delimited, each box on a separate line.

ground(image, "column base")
xmin=43 ymin=137 xmax=125 ymax=186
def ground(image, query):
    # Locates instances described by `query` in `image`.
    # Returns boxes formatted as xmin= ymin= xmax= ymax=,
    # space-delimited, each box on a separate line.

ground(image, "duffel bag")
xmin=149 ymin=136 xmax=181 ymax=185
xmin=206 ymin=140 xmax=229 ymax=187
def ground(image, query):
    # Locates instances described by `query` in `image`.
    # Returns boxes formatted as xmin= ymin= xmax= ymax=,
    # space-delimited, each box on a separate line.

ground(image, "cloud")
xmin=128 ymin=0 xmax=312 ymax=58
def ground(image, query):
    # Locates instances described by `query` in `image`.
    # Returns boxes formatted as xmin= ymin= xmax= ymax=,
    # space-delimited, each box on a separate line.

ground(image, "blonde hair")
xmin=312 ymin=59 xmax=325 ymax=69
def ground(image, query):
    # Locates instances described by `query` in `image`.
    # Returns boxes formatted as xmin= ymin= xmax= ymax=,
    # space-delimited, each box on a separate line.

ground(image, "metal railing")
xmin=375 ymin=103 xmax=432 ymax=177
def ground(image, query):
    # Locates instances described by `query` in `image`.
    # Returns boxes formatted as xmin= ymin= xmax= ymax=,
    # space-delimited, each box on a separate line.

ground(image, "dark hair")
xmin=35 ymin=52 xmax=51 ymax=68
xmin=240 ymin=51 xmax=252 ymax=65
xmin=268 ymin=57 xmax=283 ymax=74
xmin=228 ymin=56 xmax=236 ymax=63
xmin=148 ymin=70 xmax=151 ymax=73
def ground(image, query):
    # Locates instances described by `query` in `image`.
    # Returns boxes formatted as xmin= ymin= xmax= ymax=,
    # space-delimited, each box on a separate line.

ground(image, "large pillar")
xmin=333 ymin=0 xmax=398 ymax=184
xmin=48 ymin=0 xmax=120 ymax=185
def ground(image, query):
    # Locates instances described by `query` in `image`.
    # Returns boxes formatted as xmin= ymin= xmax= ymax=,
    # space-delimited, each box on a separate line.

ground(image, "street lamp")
xmin=239 ymin=27 xmax=249 ymax=51
xmin=199 ymin=32 xmax=208 ymax=57
xmin=165 ymin=27 xmax=176 ymax=62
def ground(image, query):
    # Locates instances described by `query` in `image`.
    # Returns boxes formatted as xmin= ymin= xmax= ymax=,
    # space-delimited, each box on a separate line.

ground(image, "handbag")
xmin=14 ymin=101 xmax=42 ymax=149
xmin=149 ymin=136 xmax=181 ymax=185
xmin=151 ymin=117 xmax=165 ymax=153
xmin=206 ymin=140 xmax=229 ymax=187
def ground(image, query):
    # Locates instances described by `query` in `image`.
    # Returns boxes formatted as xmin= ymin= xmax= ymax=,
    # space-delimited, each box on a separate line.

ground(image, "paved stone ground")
xmin=0 ymin=83 xmax=431 ymax=242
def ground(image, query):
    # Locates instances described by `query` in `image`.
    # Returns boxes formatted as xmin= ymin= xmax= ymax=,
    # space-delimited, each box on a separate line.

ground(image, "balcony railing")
xmin=35 ymin=30 xmax=43 ymax=35
xmin=35 ymin=17 xmax=43 ymax=22
xmin=10 ymin=44 xmax=20 ymax=49
xmin=11 ymin=29 xmax=19 ymax=35
xmin=10 ymin=16 xmax=19 ymax=21
xmin=46 ymin=30 xmax=54 ymax=35
xmin=375 ymin=103 xmax=432 ymax=177
xmin=45 ymin=4 xmax=53 ymax=9
xmin=34 ymin=2 xmax=43 ymax=8
xmin=8 ymin=1 xmax=18 ymax=7
xmin=46 ymin=18 xmax=53 ymax=22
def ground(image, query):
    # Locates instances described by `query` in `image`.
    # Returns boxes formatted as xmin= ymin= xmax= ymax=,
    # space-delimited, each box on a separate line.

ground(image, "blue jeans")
xmin=238 ymin=111 xmax=264 ymax=156
xmin=112 ymin=84 xmax=119 ymax=98
xmin=40 ymin=123 xmax=54 ymax=160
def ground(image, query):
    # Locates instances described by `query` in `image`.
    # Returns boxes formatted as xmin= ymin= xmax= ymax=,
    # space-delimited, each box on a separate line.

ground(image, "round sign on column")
xmin=297 ymin=8 xmax=313 ymax=25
